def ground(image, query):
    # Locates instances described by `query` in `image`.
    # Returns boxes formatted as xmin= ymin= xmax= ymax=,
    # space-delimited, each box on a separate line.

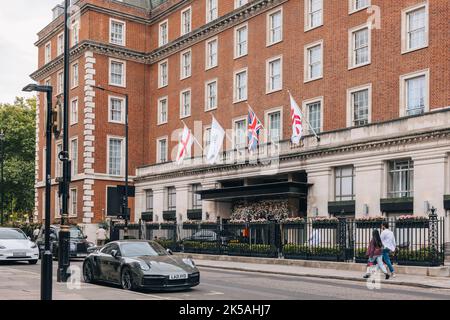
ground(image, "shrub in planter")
xmin=355 ymin=217 xmax=386 ymax=229
xmin=281 ymin=218 xmax=306 ymax=227
xmin=312 ymin=217 xmax=339 ymax=229
xmin=183 ymin=221 xmax=200 ymax=230
xmin=227 ymin=243 xmax=275 ymax=255
xmin=183 ymin=241 xmax=220 ymax=253
xmin=395 ymin=216 xmax=429 ymax=229
xmin=397 ymin=247 xmax=440 ymax=265
xmin=155 ymin=239 xmax=178 ymax=250
xmin=146 ymin=223 xmax=160 ymax=230
xmin=160 ymin=222 xmax=176 ymax=230
xmin=282 ymin=244 xmax=309 ymax=258
xmin=199 ymin=222 xmax=218 ymax=230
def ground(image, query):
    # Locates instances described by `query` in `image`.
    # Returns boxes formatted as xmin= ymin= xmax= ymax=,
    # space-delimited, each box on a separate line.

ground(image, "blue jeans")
xmin=383 ymin=248 xmax=395 ymax=273
xmin=368 ymin=256 xmax=388 ymax=274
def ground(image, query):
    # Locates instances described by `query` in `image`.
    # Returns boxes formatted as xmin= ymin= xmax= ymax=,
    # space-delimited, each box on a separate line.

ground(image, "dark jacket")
xmin=366 ymin=239 xmax=382 ymax=258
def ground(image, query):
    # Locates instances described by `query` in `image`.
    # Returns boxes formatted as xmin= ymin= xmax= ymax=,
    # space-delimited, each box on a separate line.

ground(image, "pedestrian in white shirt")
xmin=381 ymin=222 xmax=396 ymax=277
xmin=96 ymin=226 xmax=107 ymax=246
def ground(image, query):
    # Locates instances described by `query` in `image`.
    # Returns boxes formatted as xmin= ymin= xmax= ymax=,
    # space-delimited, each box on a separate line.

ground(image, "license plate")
xmin=169 ymin=273 xmax=188 ymax=280
xmin=13 ymin=252 xmax=26 ymax=257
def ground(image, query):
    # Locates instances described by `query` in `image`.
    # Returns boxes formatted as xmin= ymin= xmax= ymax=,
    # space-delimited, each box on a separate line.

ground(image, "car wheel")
xmin=29 ymin=260 xmax=38 ymax=265
xmin=83 ymin=261 xmax=96 ymax=284
xmin=120 ymin=267 xmax=135 ymax=291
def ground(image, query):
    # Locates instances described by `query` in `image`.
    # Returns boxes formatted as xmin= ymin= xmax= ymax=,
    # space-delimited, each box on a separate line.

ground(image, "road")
xmin=1 ymin=260 xmax=450 ymax=300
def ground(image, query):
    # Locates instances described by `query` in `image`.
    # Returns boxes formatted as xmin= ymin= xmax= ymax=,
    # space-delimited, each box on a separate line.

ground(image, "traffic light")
xmin=52 ymin=97 xmax=63 ymax=138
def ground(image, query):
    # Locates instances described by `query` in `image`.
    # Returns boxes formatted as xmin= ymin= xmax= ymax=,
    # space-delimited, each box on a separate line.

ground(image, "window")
xmin=69 ymin=189 xmax=77 ymax=217
xmin=234 ymin=24 xmax=248 ymax=58
xmin=388 ymin=160 xmax=414 ymax=198
xmin=234 ymin=118 xmax=247 ymax=149
xmin=267 ymin=110 xmax=281 ymax=142
xmin=57 ymin=33 xmax=64 ymax=56
xmin=109 ymin=59 xmax=125 ymax=87
xmin=305 ymin=0 xmax=323 ymax=30
xmin=204 ymin=127 xmax=211 ymax=152
xmin=157 ymin=138 xmax=168 ymax=163
xmin=167 ymin=187 xmax=176 ymax=211
xmin=158 ymin=60 xmax=168 ymax=88
xmin=206 ymin=37 xmax=218 ymax=69
xmin=190 ymin=184 xmax=202 ymax=210
xmin=402 ymin=3 xmax=428 ymax=53
xmin=347 ymin=84 xmax=372 ymax=127
xmin=400 ymin=70 xmax=429 ymax=117
xmin=180 ymin=49 xmax=192 ymax=79
xmin=206 ymin=0 xmax=218 ymax=22
xmin=70 ymin=98 xmax=78 ymax=125
xmin=71 ymin=21 xmax=79 ymax=46
xmin=44 ymin=42 xmax=51 ymax=64
xmin=71 ymin=63 xmax=79 ymax=88
xmin=267 ymin=8 xmax=282 ymax=46
xmin=205 ymin=79 xmax=218 ymax=111
xmin=57 ymin=71 xmax=64 ymax=95
xmin=349 ymin=25 xmax=371 ymax=68
xmin=234 ymin=69 xmax=248 ymax=103
xmin=181 ymin=7 xmax=192 ymax=35
xmin=108 ymin=137 xmax=123 ymax=176
xmin=109 ymin=96 xmax=125 ymax=123
xmin=305 ymin=41 xmax=323 ymax=82
xmin=304 ymin=98 xmax=322 ymax=134
xmin=267 ymin=56 xmax=282 ymax=93
xmin=159 ymin=20 xmax=168 ymax=46
xmin=158 ymin=97 xmax=168 ymax=125
xmin=235 ymin=0 xmax=248 ymax=9
xmin=145 ymin=190 xmax=154 ymax=211
xmin=70 ymin=138 xmax=78 ymax=176
xmin=56 ymin=143 xmax=63 ymax=177
xmin=180 ymin=89 xmax=191 ymax=118
xmin=110 ymin=19 xmax=126 ymax=46
xmin=335 ymin=166 xmax=355 ymax=201
xmin=349 ymin=0 xmax=370 ymax=13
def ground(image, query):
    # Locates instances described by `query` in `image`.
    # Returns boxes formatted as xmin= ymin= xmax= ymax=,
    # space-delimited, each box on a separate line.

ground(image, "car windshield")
xmin=0 ymin=229 xmax=27 ymax=240
xmin=69 ymin=227 xmax=84 ymax=239
xmin=120 ymin=241 xmax=167 ymax=257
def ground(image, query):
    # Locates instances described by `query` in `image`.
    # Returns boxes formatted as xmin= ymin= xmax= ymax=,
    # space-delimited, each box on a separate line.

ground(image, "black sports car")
xmin=82 ymin=240 xmax=200 ymax=291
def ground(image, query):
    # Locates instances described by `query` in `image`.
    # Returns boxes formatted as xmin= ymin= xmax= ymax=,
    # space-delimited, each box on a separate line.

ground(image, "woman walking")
xmin=363 ymin=229 xmax=390 ymax=280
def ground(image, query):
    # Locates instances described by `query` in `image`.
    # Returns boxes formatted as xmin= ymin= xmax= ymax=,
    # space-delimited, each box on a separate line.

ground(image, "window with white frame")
xmin=267 ymin=110 xmax=281 ymax=142
xmin=401 ymin=72 xmax=428 ymax=116
xmin=69 ymin=188 xmax=77 ymax=217
xmin=56 ymin=143 xmax=63 ymax=177
xmin=109 ymin=59 xmax=125 ymax=87
xmin=267 ymin=9 xmax=282 ymax=45
xmin=235 ymin=0 xmax=248 ymax=9
xmin=349 ymin=25 xmax=370 ymax=68
xmin=57 ymin=33 xmax=64 ymax=56
xmin=71 ymin=63 xmax=79 ymax=88
xmin=167 ymin=187 xmax=176 ymax=211
xmin=109 ymin=96 xmax=124 ymax=123
xmin=306 ymin=100 xmax=322 ymax=134
xmin=159 ymin=20 xmax=168 ymax=46
xmin=108 ymin=137 xmax=123 ymax=176
xmin=350 ymin=0 xmax=370 ymax=13
xmin=267 ymin=57 xmax=282 ymax=93
xmin=57 ymin=71 xmax=63 ymax=95
xmin=180 ymin=49 xmax=192 ymax=79
xmin=388 ymin=159 xmax=414 ymax=198
xmin=70 ymin=138 xmax=78 ymax=176
xmin=235 ymin=24 xmax=248 ymax=58
xmin=234 ymin=69 xmax=247 ymax=102
xmin=158 ymin=97 xmax=168 ymax=124
xmin=206 ymin=38 xmax=218 ymax=69
xmin=145 ymin=190 xmax=154 ymax=212
xmin=181 ymin=7 xmax=192 ymax=35
xmin=206 ymin=0 xmax=218 ymax=22
xmin=44 ymin=42 xmax=51 ymax=64
xmin=190 ymin=184 xmax=202 ymax=210
xmin=180 ymin=89 xmax=191 ymax=118
xmin=70 ymin=98 xmax=78 ymax=125
xmin=335 ymin=166 xmax=355 ymax=201
xmin=158 ymin=60 xmax=168 ymax=88
xmin=305 ymin=41 xmax=323 ymax=81
xmin=71 ymin=21 xmax=79 ymax=46
xmin=234 ymin=119 xmax=247 ymax=149
xmin=110 ymin=19 xmax=125 ymax=46
xmin=402 ymin=3 xmax=428 ymax=53
xmin=157 ymin=138 xmax=168 ymax=163
xmin=350 ymin=88 xmax=369 ymax=126
xmin=305 ymin=0 xmax=323 ymax=30
xmin=205 ymin=80 xmax=218 ymax=111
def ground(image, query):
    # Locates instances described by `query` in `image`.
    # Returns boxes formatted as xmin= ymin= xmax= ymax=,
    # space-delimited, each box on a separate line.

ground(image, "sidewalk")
xmin=177 ymin=253 xmax=450 ymax=289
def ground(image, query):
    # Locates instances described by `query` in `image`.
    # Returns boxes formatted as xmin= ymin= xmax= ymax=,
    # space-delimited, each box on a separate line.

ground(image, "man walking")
xmin=381 ymin=222 xmax=396 ymax=278
xmin=96 ymin=225 xmax=107 ymax=247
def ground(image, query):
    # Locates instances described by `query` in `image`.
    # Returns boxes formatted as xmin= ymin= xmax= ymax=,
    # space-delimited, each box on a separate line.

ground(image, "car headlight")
xmin=87 ymin=242 xmax=95 ymax=247
xmin=30 ymin=243 xmax=37 ymax=249
xmin=182 ymin=258 xmax=196 ymax=268
xmin=0 ymin=245 xmax=5 ymax=250
xmin=134 ymin=261 xmax=150 ymax=271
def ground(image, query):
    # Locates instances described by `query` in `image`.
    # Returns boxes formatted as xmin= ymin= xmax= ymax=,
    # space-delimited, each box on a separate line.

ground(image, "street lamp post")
xmin=23 ymin=83 xmax=54 ymax=301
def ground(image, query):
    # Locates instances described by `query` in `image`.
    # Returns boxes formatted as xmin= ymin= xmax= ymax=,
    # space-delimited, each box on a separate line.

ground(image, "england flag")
xmin=289 ymin=93 xmax=304 ymax=145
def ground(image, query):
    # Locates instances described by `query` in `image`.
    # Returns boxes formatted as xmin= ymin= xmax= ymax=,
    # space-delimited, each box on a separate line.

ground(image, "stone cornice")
xmin=134 ymin=128 xmax=450 ymax=182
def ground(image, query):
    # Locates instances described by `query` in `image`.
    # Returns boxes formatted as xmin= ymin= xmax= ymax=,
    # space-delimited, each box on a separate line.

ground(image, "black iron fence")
xmin=111 ymin=213 xmax=446 ymax=267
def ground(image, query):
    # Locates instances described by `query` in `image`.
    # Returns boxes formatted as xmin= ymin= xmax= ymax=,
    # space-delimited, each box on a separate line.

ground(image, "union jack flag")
xmin=247 ymin=108 xmax=263 ymax=152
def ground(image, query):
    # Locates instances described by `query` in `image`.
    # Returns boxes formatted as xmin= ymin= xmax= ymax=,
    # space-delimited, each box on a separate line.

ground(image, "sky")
xmin=0 ymin=0 xmax=61 ymax=104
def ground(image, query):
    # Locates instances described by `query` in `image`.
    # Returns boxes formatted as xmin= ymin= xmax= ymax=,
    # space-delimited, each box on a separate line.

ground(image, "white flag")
xmin=176 ymin=125 xmax=193 ymax=165
xmin=289 ymin=93 xmax=304 ymax=145
xmin=206 ymin=116 xmax=225 ymax=164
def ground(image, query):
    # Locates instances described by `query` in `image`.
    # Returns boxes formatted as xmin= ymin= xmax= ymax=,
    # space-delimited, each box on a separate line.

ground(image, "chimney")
xmin=52 ymin=3 xmax=64 ymax=20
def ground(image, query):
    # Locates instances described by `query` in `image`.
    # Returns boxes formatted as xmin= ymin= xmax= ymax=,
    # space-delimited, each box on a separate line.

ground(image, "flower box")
xmin=145 ymin=223 xmax=160 ymax=230
xmin=160 ymin=223 xmax=176 ymax=230
xmin=355 ymin=220 xmax=386 ymax=229
xmin=395 ymin=217 xmax=429 ymax=229
xmin=200 ymin=223 xmax=218 ymax=230
xmin=312 ymin=222 xmax=338 ymax=229
xmin=183 ymin=223 xmax=200 ymax=230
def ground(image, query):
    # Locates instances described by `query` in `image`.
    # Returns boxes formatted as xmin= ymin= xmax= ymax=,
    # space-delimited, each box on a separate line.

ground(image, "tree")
xmin=0 ymin=97 xmax=36 ymax=221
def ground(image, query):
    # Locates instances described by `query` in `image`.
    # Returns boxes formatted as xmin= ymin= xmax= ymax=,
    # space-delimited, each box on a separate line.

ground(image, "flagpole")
xmin=181 ymin=120 xmax=203 ymax=150
xmin=245 ymin=102 xmax=280 ymax=148
xmin=287 ymin=90 xmax=321 ymax=142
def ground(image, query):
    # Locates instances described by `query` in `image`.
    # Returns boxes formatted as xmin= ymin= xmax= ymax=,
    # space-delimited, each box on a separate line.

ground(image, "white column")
xmin=134 ymin=190 xmax=145 ymax=222
xmin=354 ymin=162 xmax=383 ymax=218
xmin=176 ymin=185 xmax=189 ymax=223
xmin=153 ymin=188 xmax=164 ymax=222
xmin=307 ymin=168 xmax=332 ymax=217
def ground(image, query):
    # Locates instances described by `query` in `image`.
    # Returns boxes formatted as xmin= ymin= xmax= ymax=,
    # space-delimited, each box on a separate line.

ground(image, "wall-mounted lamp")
xmin=363 ymin=204 xmax=369 ymax=216
xmin=312 ymin=207 xmax=319 ymax=216
xmin=424 ymin=201 xmax=430 ymax=214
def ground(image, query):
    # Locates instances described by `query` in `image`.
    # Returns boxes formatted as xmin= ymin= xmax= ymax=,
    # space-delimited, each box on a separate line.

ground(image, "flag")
xmin=289 ymin=93 xmax=304 ymax=145
xmin=206 ymin=116 xmax=225 ymax=164
xmin=176 ymin=125 xmax=193 ymax=165
xmin=247 ymin=107 xmax=263 ymax=152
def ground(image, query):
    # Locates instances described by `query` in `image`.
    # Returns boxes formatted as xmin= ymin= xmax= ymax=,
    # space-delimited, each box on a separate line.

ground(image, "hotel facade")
xmin=32 ymin=0 xmax=450 ymax=242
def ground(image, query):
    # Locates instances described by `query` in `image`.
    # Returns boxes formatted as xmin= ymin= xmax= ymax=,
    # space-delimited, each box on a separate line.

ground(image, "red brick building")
xmin=32 ymin=0 xmax=450 ymax=240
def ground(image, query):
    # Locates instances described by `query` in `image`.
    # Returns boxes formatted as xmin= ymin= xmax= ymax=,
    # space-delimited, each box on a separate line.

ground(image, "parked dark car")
xmin=182 ymin=230 xmax=241 ymax=245
xmin=82 ymin=240 xmax=200 ymax=291
xmin=36 ymin=225 xmax=95 ymax=260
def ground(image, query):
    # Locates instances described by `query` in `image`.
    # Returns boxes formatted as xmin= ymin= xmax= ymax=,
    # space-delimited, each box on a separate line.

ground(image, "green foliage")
xmin=0 ymin=97 xmax=36 ymax=218
xmin=183 ymin=241 xmax=220 ymax=251
xmin=5 ymin=221 xmax=42 ymax=238
xmin=282 ymin=244 xmax=341 ymax=257
xmin=155 ymin=239 xmax=178 ymax=249
xmin=397 ymin=247 xmax=440 ymax=262
xmin=227 ymin=243 xmax=275 ymax=254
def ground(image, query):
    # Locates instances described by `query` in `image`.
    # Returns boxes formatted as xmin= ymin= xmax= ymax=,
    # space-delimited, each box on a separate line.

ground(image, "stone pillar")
xmin=354 ymin=162 xmax=383 ymax=218
xmin=153 ymin=188 xmax=164 ymax=223
xmin=134 ymin=190 xmax=145 ymax=222
xmin=176 ymin=185 xmax=189 ymax=223
xmin=307 ymin=168 xmax=332 ymax=217
xmin=201 ymin=181 xmax=218 ymax=221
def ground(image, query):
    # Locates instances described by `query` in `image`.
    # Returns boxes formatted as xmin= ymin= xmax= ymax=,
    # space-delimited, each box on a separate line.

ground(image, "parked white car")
xmin=0 ymin=228 xmax=39 ymax=264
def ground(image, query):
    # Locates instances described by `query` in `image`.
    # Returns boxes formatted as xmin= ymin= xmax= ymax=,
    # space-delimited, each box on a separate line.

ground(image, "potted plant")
xmin=355 ymin=216 xmax=386 ymax=229
xmin=281 ymin=217 xmax=306 ymax=227
xmin=395 ymin=215 xmax=429 ymax=228
xmin=312 ymin=217 xmax=339 ymax=229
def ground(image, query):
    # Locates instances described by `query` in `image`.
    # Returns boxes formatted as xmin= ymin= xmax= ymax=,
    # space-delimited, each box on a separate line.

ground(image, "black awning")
xmin=198 ymin=181 xmax=309 ymax=202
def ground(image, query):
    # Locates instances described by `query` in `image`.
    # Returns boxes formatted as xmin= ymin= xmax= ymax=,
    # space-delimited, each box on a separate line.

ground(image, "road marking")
xmin=204 ymin=291 xmax=224 ymax=296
